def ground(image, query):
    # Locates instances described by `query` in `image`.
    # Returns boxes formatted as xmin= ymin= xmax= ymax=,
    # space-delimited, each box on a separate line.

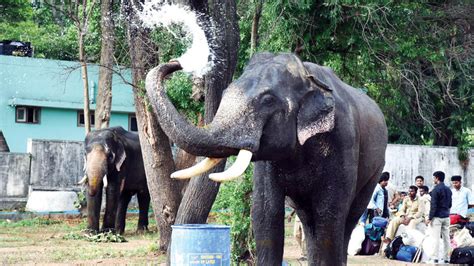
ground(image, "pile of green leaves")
xmin=83 ymin=231 xmax=127 ymax=243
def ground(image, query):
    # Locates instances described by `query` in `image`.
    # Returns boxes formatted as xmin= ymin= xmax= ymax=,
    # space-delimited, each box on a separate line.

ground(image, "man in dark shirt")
xmin=427 ymin=171 xmax=452 ymax=264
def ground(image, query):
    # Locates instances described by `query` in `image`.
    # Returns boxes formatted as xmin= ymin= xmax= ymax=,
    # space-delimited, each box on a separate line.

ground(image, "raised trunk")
xmin=95 ymin=0 xmax=115 ymax=129
xmin=146 ymin=63 xmax=237 ymax=158
xmin=123 ymin=0 xmax=183 ymax=252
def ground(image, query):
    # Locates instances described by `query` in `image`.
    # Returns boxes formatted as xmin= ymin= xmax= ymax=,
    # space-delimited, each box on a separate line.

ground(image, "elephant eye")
xmin=260 ymin=94 xmax=275 ymax=106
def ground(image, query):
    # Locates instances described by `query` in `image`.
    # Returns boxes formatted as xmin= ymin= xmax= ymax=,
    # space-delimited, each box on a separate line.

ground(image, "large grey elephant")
xmin=81 ymin=127 xmax=150 ymax=234
xmin=146 ymin=53 xmax=387 ymax=265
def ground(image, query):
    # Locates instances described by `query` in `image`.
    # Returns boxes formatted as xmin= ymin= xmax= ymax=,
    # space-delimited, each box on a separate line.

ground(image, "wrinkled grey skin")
xmin=146 ymin=53 xmax=387 ymax=265
xmin=84 ymin=127 xmax=150 ymax=234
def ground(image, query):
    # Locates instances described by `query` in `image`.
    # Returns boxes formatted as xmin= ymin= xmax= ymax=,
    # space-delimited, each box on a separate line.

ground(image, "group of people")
xmin=360 ymin=171 xmax=474 ymax=263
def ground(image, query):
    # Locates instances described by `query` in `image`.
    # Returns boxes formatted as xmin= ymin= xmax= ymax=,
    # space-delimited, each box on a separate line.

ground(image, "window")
xmin=16 ymin=106 xmax=40 ymax=124
xmin=77 ymin=111 xmax=95 ymax=127
xmin=129 ymin=114 xmax=138 ymax=132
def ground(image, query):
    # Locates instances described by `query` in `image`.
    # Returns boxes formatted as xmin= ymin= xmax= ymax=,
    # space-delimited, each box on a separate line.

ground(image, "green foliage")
xmin=62 ymin=231 xmax=85 ymax=240
xmin=151 ymin=24 xmax=191 ymax=63
xmin=165 ymin=72 xmax=204 ymax=124
xmin=74 ymin=190 xmax=87 ymax=210
xmin=212 ymin=159 xmax=255 ymax=264
xmin=0 ymin=0 xmax=33 ymax=23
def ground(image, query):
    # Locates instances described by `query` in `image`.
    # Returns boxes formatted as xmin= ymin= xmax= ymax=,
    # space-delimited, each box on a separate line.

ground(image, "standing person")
xmin=427 ymin=171 xmax=452 ymax=264
xmin=415 ymin=175 xmax=424 ymax=196
xmin=385 ymin=172 xmax=400 ymax=217
xmin=450 ymin=175 xmax=474 ymax=224
xmin=360 ymin=173 xmax=390 ymax=224
xmin=383 ymin=186 xmax=420 ymax=243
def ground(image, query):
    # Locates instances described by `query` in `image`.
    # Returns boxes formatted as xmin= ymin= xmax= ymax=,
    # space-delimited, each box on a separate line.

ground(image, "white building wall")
xmin=384 ymin=144 xmax=474 ymax=192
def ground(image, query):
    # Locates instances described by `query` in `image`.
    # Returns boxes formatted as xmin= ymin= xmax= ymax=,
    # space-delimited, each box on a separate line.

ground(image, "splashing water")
xmin=139 ymin=2 xmax=214 ymax=77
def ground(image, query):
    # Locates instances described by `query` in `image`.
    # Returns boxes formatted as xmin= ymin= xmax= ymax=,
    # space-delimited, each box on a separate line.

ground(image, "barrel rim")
xmin=172 ymin=224 xmax=230 ymax=230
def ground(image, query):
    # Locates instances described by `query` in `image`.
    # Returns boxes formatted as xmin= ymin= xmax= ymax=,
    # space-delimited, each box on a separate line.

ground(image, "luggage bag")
xmin=359 ymin=236 xmax=381 ymax=255
xmin=450 ymin=246 xmax=474 ymax=264
xmin=396 ymin=245 xmax=418 ymax=262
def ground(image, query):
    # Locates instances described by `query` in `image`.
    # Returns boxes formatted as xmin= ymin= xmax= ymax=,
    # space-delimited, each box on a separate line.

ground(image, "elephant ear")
xmin=297 ymin=75 xmax=335 ymax=145
xmin=114 ymin=137 xmax=127 ymax=172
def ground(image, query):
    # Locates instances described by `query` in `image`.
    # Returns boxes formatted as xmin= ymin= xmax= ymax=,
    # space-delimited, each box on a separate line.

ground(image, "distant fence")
xmin=0 ymin=141 xmax=472 ymax=210
xmin=0 ymin=152 xmax=31 ymax=209
xmin=28 ymin=139 xmax=84 ymax=191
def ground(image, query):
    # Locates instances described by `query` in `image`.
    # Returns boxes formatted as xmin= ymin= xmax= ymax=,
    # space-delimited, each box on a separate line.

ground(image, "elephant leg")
xmin=251 ymin=162 xmax=285 ymax=265
xmin=302 ymin=179 xmax=354 ymax=266
xmin=102 ymin=181 xmax=120 ymax=232
xmin=136 ymin=189 xmax=150 ymax=232
xmin=343 ymin=169 xmax=380 ymax=255
xmin=115 ymin=190 xmax=133 ymax=234
xmin=86 ymin=185 xmax=103 ymax=233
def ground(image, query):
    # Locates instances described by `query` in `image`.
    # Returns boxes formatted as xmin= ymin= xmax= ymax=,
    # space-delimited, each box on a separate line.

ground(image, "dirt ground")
xmin=0 ymin=214 xmax=423 ymax=265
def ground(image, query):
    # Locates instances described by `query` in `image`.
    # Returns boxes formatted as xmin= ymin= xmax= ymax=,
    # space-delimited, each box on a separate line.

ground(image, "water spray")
xmin=138 ymin=2 xmax=215 ymax=77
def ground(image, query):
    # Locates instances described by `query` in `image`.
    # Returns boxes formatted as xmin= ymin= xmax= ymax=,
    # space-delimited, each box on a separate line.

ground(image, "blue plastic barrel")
xmin=170 ymin=224 xmax=231 ymax=266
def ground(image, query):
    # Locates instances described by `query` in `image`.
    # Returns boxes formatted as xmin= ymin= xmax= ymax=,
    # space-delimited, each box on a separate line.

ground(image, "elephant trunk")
xmin=85 ymin=145 xmax=108 ymax=196
xmin=145 ymin=61 xmax=238 ymax=158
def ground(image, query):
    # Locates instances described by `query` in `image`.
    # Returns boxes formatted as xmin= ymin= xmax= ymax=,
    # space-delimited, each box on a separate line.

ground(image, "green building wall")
xmin=0 ymin=55 xmax=136 ymax=152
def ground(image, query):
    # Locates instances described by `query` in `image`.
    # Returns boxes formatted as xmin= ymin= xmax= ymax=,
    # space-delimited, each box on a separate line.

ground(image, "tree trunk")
xmin=79 ymin=0 xmax=91 ymax=134
xmin=174 ymin=0 xmax=239 ymax=224
xmin=0 ymin=131 xmax=10 ymax=152
xmin=250 ymin=0 xmax=263 ymax=55
xmin=95 ymin=0 xmax=115 ymax=129
xmin=79 ymin=28 xmax=91 ymax=134
xmin=122 ymin=0 xmax=184 ymax=252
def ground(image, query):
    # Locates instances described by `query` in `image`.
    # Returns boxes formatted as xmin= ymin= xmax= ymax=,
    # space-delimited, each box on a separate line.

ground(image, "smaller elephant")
xmin=80 ymin=126 xmax=150 ymax=234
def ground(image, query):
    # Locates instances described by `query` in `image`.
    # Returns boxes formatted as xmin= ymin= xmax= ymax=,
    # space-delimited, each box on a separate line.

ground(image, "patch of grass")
xmin=0 ymin=217 xmax=62 ymax=227
xmin=0 ymin=216 xmax=165 ymax=264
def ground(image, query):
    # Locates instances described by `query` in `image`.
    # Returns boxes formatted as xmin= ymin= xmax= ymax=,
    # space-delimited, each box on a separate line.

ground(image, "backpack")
xmin=365 ymin=223 xmax=385 ymax=241
xmin=396 ymin=245 xmax=418 ymax=262
xmin=450 ymin=246 xmax=474 ymax=264
xmin=384 ymin=236 xmax=404 ymax=259
xmin=359 ymin=236 xmax=381 ymax=255
xmin=372 ymin=216 xmax=389 ymax=229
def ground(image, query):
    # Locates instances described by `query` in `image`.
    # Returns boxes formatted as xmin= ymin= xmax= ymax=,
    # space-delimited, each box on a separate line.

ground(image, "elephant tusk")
xmin=171 ymin=157 xmax=223 ymax=179
xmin=103 ymin=175 xmax=108 ymax=188
xmin=78 ymin=175 xmax=88 ymax=185
xmin=209 ymin=150 xmax=252 ymax=182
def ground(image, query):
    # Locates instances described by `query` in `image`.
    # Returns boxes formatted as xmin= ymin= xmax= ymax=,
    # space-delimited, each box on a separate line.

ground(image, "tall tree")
xmin=122 ymin=0 xmax=184 ymax=251
xmin=172 ymin=0 xmax=240 ymax=226
xmin=250 ymin=0 xmax=263 ymax=56
xmin=95 ymin=0 xmax=115 ymax=129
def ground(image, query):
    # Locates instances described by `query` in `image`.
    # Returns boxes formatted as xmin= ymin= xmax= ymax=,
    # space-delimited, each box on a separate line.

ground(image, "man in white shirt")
xmin=450 ymin=175 xmax=474 ymax=220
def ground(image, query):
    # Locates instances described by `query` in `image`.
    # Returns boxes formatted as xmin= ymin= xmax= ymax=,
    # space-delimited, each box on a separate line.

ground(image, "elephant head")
xmin=146 ymin=52 xmax=335 ymax=181
xmin=80 ymin=129 xmax=126 ymax=196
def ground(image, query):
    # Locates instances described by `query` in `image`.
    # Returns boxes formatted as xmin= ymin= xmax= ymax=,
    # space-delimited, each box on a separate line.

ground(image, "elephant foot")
xmin=100 ymin=227 xmax=116 ymax=234
xmin=136 ymin=225 xmax=149 ymax=234
xmin=84 ymin=229 xmax=97 ymax=236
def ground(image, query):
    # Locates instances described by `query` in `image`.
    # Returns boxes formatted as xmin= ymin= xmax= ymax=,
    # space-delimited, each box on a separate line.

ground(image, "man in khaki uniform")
xmin=408 ymin=185 xmax=431 ymax=229
xmin=383 ymin=186 xmax=421 ymax=243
